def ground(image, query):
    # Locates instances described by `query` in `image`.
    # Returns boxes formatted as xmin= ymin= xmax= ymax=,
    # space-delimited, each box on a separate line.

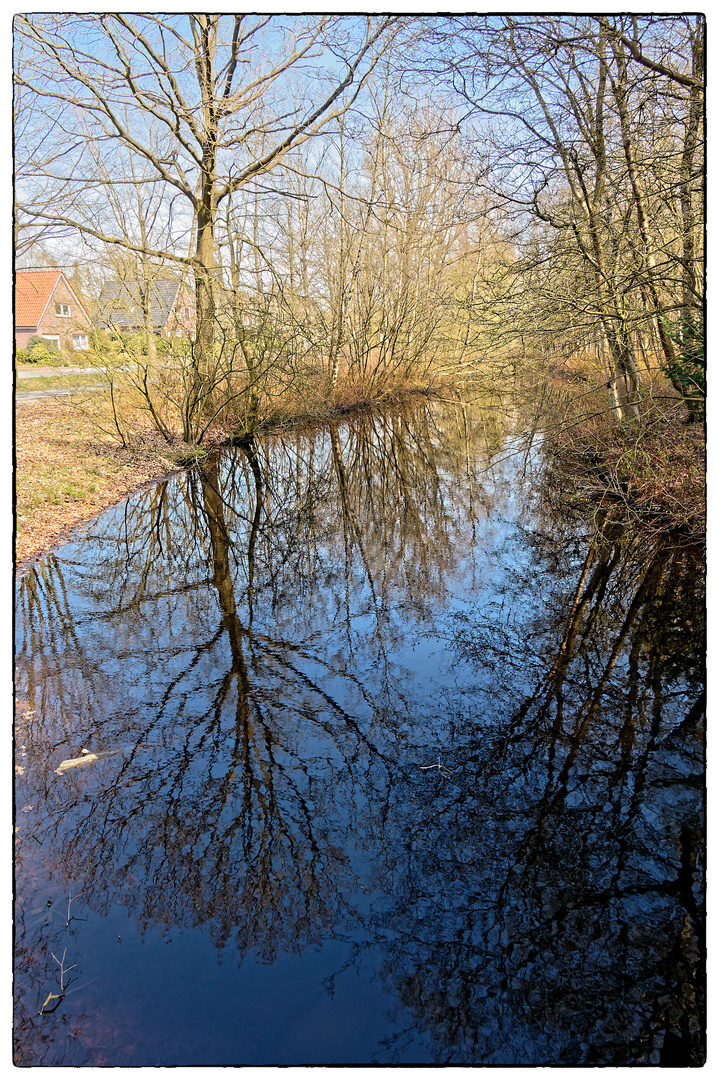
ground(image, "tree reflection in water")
xmin=14 ymin=395 xmax=704 ymax=1066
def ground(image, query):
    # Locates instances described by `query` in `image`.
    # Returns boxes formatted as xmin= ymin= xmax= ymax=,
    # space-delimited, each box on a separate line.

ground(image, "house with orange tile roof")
xmin=15 ymin=269 xmax=94 ymax=352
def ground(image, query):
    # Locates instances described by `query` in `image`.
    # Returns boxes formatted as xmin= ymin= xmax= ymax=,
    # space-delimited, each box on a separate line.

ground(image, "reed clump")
xmin=82 ymin=347 xmax=453 ymax=449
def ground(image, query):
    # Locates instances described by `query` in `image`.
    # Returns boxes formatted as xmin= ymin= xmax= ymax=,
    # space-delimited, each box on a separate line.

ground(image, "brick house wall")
xmin=15 ymin=328 xmax=39 ymax=349
xmin=164 ymin=288 xmax=197 ymax=338
xmin=16 ymin=272 xmax=94 ymax=351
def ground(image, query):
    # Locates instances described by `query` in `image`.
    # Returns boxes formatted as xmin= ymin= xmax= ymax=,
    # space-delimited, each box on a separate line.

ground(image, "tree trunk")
xmin=679 ymin=18 xmax=703 ymax=321
xmin=194 ymin=188 xmax=216 ymax=380
xmin=607 ymin=29 xmax=677 ymax=372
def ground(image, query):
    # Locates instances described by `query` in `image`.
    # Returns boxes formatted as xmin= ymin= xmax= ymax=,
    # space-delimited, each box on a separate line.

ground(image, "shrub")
xmin=24 ymin=336 xmax=60 ymax=364
xmin=88 ymin=329 xmax=119 ymax=355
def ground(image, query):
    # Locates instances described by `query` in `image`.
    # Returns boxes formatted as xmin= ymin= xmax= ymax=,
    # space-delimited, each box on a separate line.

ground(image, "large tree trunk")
xmin=679 ymin=19 xmax=703 ymax=321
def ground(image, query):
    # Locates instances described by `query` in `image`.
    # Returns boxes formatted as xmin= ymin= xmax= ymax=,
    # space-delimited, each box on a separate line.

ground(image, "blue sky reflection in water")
xmin=14 ymin=395 xmax=705 ymax=1066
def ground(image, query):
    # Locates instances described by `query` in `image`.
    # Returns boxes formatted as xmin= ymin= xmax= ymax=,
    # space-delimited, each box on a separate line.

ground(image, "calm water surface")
xmin=14 ymin=396 xmax=705 ymax=1065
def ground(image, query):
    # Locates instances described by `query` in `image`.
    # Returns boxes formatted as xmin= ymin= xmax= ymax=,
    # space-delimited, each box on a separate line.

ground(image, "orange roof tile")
xmin=15 ymin=270 xmax=64 ymax=327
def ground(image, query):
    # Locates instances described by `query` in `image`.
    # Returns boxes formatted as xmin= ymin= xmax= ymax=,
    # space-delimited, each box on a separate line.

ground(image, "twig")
xmin=66 ymin=891 xmax=82 ymax=926
xmin=420 ymin=756 xmax=452 ymax=776
xmin=39 ymin=948 xmax=76 ymax=1015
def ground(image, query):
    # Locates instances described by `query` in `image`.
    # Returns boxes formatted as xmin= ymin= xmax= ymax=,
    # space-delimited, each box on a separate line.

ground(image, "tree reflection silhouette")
xmin=15 ymin=395 xmax=704 ymax=1065
xmin=370 ymin=506 xmax=704 ymax=1065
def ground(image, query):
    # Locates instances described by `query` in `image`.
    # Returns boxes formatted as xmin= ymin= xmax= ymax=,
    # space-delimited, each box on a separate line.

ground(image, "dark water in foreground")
xmin=14 ymin=396 xmax=705 ymax=1066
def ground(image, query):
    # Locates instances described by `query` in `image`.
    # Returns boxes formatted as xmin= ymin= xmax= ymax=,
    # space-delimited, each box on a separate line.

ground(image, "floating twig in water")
xmin=420 ymin=757 xmax=453 ymax=776
xmin=66 ymin=891 xmax=83 ymax=926
xmin=40 ymin=949 xmax=76 ymax=1015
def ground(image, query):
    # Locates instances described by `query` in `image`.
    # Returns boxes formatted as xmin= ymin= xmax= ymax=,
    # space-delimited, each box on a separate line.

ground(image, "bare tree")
xmin=15 ymin=14 xmax=402 ymax=429
xmin=421 ymin=14 xmax=704 ymax=420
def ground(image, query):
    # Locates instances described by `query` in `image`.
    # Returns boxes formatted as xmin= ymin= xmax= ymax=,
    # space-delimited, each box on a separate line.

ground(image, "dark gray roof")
xmin=96 ymin=279 xmax=184 ymax=330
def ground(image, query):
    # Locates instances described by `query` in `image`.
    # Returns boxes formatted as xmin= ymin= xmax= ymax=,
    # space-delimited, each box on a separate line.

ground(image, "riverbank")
xmin=14 ymin=378 xmax=442 ymax=567
xmin=15 ymin=365 xmax=704 ymax=568
xmin=15 ymin=398 xmax=184 ymax=566
xmin=543 ymin=362 xmax=705 ymax=544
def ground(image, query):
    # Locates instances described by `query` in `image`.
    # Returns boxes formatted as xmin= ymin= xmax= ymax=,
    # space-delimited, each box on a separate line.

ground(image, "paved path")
xmin=17 ymin=367 xmax=99 ymax=379
xmin=17 ymin=384 xmax=105 ymax=403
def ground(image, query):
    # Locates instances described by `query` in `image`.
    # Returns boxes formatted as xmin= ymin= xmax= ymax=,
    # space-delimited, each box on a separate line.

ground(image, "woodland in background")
xmin=14 ymin=14 xmax=704 ymax=532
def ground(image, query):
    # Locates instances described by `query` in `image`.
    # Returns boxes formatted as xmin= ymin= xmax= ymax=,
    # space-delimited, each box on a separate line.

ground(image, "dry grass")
xmin=253 ymin=364 xmax=447 ymax=431
xmin=15 ymin=395 xmax=186 ymax=567
xmin=545 ymin=367 xmax=706 ymax=542
xmin=14 ymin=366 xmax=446 ymax=567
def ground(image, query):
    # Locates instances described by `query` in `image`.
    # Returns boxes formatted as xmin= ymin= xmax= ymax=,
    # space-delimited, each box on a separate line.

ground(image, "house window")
xmin=55 ymin=303 xmax=71 ymax=317
xmin=41 ymin=335 xmax=60 ymax=348
xmin=185 ymin=307 xmax=192 ymax=319
xmin=72 ymin=333 xmax=89 ymax=351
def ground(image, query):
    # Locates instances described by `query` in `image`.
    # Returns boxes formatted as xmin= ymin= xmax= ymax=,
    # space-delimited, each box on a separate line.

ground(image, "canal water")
xmin=14 ymin=395 xmax=705 ymax=1065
